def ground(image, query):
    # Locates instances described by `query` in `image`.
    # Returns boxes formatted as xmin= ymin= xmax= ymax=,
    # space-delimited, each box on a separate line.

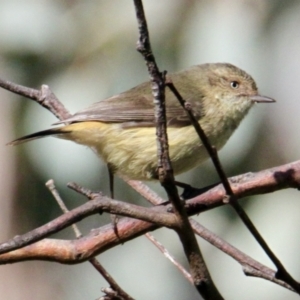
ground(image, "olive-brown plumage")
xmin=9 ymin=63 xmax=275 ymax=179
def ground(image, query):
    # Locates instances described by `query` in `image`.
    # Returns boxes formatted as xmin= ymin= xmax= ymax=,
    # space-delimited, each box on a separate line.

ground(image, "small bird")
xmin=9 ymin=63 xmax=275 ymax=181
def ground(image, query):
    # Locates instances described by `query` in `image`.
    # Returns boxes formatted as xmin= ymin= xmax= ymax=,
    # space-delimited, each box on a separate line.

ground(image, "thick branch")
xmin=0 ymin=161 xmax=299 ymax=292
xmin=0 ymin=165 xmax=297 ymax=293
xmin=125 ymin=178 xmax=295 ymax=292
xmin=0 ymin=195 xmax=175 ymax=256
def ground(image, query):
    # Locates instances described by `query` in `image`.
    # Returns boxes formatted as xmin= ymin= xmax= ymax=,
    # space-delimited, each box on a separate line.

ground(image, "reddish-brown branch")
xmin=0 ymin=161 xmax=299 ymax=292
xmin=166 ymin=80 xmax=300 ymax=293
xmin=0 ymin=161 xmax=299 ymax=262
xmin=0 ymin=218 xmax=294 ymax=292
xmin=46 ymin=180 xmax=134 ymax=300
xmin=124 ymin=178 xmax=295 ymax=292
xmin=0 ymin=195 xmax=175 ymax=256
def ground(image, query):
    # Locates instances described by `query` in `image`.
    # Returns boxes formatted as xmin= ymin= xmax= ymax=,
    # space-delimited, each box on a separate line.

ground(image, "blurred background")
xmin=0 ymin=0 xmax=299 ymax=299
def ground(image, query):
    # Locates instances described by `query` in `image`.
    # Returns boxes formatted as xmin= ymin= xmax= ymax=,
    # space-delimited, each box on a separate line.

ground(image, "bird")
xmin=9 ymin=63 xmax=275 ymax=183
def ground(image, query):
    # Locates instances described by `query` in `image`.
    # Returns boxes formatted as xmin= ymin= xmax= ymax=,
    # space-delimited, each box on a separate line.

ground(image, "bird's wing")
xmin=56 ymin=79 xmax=204 ymax=128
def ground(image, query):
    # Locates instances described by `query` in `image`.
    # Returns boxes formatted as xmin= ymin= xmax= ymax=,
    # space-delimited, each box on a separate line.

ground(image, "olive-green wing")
xmin=56 ymin=75 xmax=204 ymax=128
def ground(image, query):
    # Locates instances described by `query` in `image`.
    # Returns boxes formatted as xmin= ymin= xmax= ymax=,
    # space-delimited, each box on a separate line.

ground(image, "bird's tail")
xmin=8 ymin=128 xmax=69 ymax=146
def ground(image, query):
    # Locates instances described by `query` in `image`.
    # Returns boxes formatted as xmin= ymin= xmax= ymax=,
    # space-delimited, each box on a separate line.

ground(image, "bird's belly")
xmin=108 ymin=125 xmax=217 ymax=179
xmin=61 ymin=121 xmax=231 ymax=180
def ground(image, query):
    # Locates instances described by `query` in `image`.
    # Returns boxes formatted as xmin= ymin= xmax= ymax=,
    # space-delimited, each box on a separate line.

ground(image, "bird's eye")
xmin=230 ymin=81 xmax=239 ymax=89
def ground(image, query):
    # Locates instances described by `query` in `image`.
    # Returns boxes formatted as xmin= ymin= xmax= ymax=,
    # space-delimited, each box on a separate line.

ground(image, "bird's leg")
xmin=174 ymin=181 xmax=219 ymax=200
xmin=107 ymin=165 xmax=119 ymax=237
xmin=108 ymin=165 xmax=114 ymax=199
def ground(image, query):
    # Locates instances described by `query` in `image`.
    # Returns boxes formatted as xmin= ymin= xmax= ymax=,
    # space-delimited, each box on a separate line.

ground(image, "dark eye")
xmin=230 ymin=81 xmax=239 ymax=89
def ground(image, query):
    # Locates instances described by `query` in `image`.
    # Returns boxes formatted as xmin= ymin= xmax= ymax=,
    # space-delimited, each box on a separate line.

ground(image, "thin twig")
xmin=120 ymin=176 xmax=164 ymax=205
xmin=0 ymin=79 xmax=71 ymax=121
xmin=190 ymin=220 xmax=294 ymax=292
xmin=46 ymin=180 xmax=81 ymax=237
xmin=45 ymin=180 xmax=134 ymax=300
xmin=67 ymin=182 xmax=97 ymax=200
xmin=145 ymin=233 xmax=193 ymax=284
xmin=122 ymin=177 xmax=192 ymax=284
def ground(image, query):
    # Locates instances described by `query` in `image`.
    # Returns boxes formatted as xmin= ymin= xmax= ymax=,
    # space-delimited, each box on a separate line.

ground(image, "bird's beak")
xmin=250 ymin=95 xmax=276 ymax=103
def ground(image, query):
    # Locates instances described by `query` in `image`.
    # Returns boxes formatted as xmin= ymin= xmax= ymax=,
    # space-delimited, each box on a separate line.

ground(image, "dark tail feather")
xmin=8 ymin=128 xmax=68 ymax=146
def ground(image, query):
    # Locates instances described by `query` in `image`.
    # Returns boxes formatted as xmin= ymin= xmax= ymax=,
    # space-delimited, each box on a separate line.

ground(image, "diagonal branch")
xmin=46 ymin=180 xmax=134 ymax=300
xmin=0 ymin=194 xmax=175 ymax=256
xmin=133 ymin=1 xmax=223 ymax=299
xmin=124 ymin=179 xmax=295 ymax=292
xmin=166 ymin=80 xmax=300 ymax=294
xmin=0 ymin=160 xmax=299 ymax=261
xmin=0 ymin=79 xmax=71 ymax=121
xmin=0 ymin=168 xmax=297 ymax=293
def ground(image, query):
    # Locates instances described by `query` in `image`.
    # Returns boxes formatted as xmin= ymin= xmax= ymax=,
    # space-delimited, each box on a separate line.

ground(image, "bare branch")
xmin=46 ymin=180 xmax=82 ymax=237
xmin=145 ymin=233 xmax=193 ymax=284
xmin=0 ymin=164 xmax=298 ymax=293
xmin=124 ymin=179 xmax=295 ymax=292
xmin=190 ymin=220 xmax=294 ymax=292
xmin=133 ymin=1 xmax=223 ymax=299
xmin=46 ymin=180 xmax=134 ymax=300
xmin=166 ymin=79 xmax=300 ymax=293
xmin=0 ymin=194 xmax=175 ymax=256
xmin=0 ymin=160 xmax=299 ymax=260
xmin=0 ymin=79 xmax=71 ymax=121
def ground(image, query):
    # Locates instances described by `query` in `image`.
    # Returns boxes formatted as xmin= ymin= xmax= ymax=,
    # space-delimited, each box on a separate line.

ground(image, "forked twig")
xmin=133 ymin=1 xmax=223 ymax=299
xmin=0 ymin=79 xmax=71 ymax=121
xmin=166 ymin=78 xmax=300 ymax=293
xmin=46 ymin=180 xmax=134 ymax=300
xmin=124 ymin=179 xmax=294 ymax=292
